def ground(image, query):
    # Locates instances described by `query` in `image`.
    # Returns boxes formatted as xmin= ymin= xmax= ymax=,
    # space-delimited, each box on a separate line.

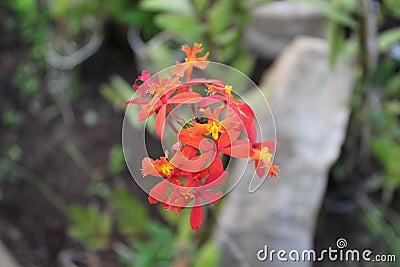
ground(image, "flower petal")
xmin=155 ymin=105 xmax=167 ymax=139
xmin=198 ymin=95 xmax=226 ymax=108
xmin=200 ymin=191 xmax=223 ymax=204
xmin=170 ymin=150 xmax=214 ymax=172
xmin=190 ymin=200 xmax=204 ymax=232
xmin=168 ymin=92 xmax=203 ymax=104
xmin=148 ymin=180 xmax=169 ymax=204
xmin=222 ymin=140 xmax=251 ymax=158
xmin=239 ymin=102 xmax=255 ymax=118
xmin=124 ymin=97 xmax=149 ymax=105
xmin=141 ymin=157 xmax=158 ymax=177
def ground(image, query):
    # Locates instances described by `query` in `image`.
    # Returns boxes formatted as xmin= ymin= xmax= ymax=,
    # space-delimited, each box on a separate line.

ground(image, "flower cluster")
xmin=125 ymin=43 xmax=279 ymax=232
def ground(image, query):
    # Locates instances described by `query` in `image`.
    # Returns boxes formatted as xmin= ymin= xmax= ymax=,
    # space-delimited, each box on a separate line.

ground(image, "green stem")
xmin=1 ymin=159 xmax=68 ymax=215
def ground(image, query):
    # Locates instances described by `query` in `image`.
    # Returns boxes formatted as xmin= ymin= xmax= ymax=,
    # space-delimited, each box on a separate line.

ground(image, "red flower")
xmin=126 ymin=43 xmax=280 ymax=233
xmin=160 ymin=172 xmax=225 ymax=231
xmin=200 ymin=83 xmax=257 ymax=143
xmin=251 ymin=140 xmax=279 ymax=178
xmin=141 ymin=155 xmax=174 ymax=178
xmin=133 ymin=70 xmax=151 ymax=91
xmin=174 ymin=43 xmax=210 ymax=80
xmin=178 ymin=107 xmax=250 ymax=159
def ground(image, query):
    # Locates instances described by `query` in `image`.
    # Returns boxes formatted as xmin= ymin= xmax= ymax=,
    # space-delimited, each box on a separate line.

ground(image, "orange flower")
xmin=267 ymin=164 xmax=280 ymax=177
xmin=251 ymin=140 xmax=279 ymax=178
xmin=142 ymin=155 xmax=174 ymax=178
xmin=174 ymin=43 xmax=210 ymax=80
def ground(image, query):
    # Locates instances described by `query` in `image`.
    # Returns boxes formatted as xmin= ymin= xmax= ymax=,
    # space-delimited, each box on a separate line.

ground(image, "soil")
xmin=0 ymin=15 xmax=152 ymax=267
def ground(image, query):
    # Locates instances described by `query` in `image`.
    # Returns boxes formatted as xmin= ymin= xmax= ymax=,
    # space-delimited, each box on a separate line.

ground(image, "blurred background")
xmin=0 ymin=0 xmax=399 ymax=266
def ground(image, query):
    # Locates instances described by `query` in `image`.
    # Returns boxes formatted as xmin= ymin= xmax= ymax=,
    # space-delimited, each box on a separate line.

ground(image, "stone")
xmin=244 ymin=1 xmax=326 ymax=59
xmin=0 ymin=240 xmax=21 ymax=267
xmin=214 ymin=36 xmax=356 ymax=266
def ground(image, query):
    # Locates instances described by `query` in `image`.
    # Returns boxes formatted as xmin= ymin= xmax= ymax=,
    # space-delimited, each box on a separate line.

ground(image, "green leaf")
xmin=67 ymin=205 xmax=111 ymax=250
xmin=86 ymin=182 xmax=111 ymax=198
xmin=385 ymin=101 xmax=400 ymax=116
xmin=100 ymin=75 xmax=134 ymax=106
xmin=175 ymin=209 xmax=195 ymax=248
xmin=193 ymin=241 xmax=220 ymax=267
xmin=386 ymin=157 xmax=400 ymax=188
xmin=387 ymin=75 xmax=400 ymax=96
xmin=100 ymin=75 xmax=143 ymax=131
xmin=12 ymin=0 xmax=36 ymax=14
xmin=372 ymin=137 xmax=393 ymax=168
xmin=383 ymin=0 xmax=400 ymax=18
xmin=213 ymin=29 xmax=238 ymax=46
xmin=320 ymin=1 xmax=356 ymax=27
xmin=327 ymin=20 xmax=345 ymax=68
xmin=7 ymin=145 xmax=22 ymax=161
xmin=100 ymin=84 xmax=120 ymax=105
xmin=296 ymin=0 xmax=356 ymax=28
xmin=2 ymin=109 xmax=22 ymax=127
xmin=193 ymin=0 xmax=209 ymax=12
xmin=108 ymin=187 xmax=149 ymax=235
xmin=108 ymin=145 xmax=125 ymax=175
xmin=147 ymin=43 xmax=175 ymax=72
xmin=372 ymin=137 xmax=400 ymax=189
xmin=208 ymin=0 xmax=231 ymax=35
xmin=155 ymin=14 xmax=203 ymax=37
xmin=140 ymin=0 xmax=193 ymax=15
xmin=119 ymin=222 xmax=174 ymax=267
xmin=112 ymin=75 xmax=135 ymax=100
xmin=378 ymin=28 xmax=400 ymax=52
xmin=159 ymin=205 xmax=180 ymax=225
xmin=230 ymin=49 xmax=255 ymax=76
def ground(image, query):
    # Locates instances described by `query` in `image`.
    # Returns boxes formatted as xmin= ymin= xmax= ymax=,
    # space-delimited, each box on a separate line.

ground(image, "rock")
xmin=0 ymin=240 xmax=22 ymax=267
xmin=244 ymin=1 xmax=326 ymax=59
xmin=214 ymin=36 xmax=356 ymax=266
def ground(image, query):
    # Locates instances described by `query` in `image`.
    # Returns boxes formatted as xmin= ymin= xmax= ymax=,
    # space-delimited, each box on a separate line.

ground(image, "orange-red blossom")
xmin=125 ymin=43 xmax=279 ymax=232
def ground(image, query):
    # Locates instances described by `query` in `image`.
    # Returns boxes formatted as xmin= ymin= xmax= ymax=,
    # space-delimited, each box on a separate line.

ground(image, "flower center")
xmin=159 ymin=163 xmax=173 ymax=176
xmin=224 ymin=85 xmax=232 ymax=95
xmin=260 ymin=147 xmax=272 ymax=162
xmin=181 ymin=191 xmax=195 ymax=200
xmin=207 ymin=120 xmax=222 ymax=140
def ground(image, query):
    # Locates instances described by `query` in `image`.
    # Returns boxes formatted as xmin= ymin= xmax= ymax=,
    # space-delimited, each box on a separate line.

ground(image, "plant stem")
xmin=1 ymin=159 xmax=68 ymax=215
xmin=167 ymin=118 xmax=179 ymax=135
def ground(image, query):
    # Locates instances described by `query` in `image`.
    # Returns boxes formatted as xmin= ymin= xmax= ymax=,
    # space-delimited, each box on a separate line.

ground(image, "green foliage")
xmin=100 ymin=75 xmax=147 ymax=131
xmin=155 ymin=14 xmax=204 ymax=38
xmin=383 ymin=0 xmax=400 ymax=19
xmin=207 ymin=0 xmax=231 ymax=36
xmin=140 ymin=0 xmax=192 ymax=15
xmin=175 ymin=209 xmax=196 ymax=248
xmin=108 ymin=145 xmax=125 ymax=175
xmin=86 ymin=182 xmax=111 ymax=198
xmin=0 ymin=146 xmax=22 ymax=184
xmin=192 ymin=241 xmax=220 ymax=267
xmin=67 ymin=205 xmax=112 ymax=250
xmin=327 ymin=19 xmax=345 ymax=68
xmin=193 ymin=0 xmax=209 ymax=12
xmin=13 ymin=64 xmax=40 ymax=96
xmin=107 ymin=1 xmax=158 ymax=39
xmin=100 ymin=75 xmax=134 ymax=106
xmin=361 ymin=202 xmax=400 ymax=259
xmin=117 ymin=222 xmax=175 ymax=267
xmin=317 ymin=0 xmax=400 ymax=259
xmin=108 ymin=187 xmax=149 ymax=235
xmin=139 ymin=0 xmax=255 ymax=74
xmin=378 ymin=28 xmax=400 ymax=52
xmin=1 ymin=109 xmax=22 ymax=127
xmin=372 ymin=138 xmax=400 ymax=194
